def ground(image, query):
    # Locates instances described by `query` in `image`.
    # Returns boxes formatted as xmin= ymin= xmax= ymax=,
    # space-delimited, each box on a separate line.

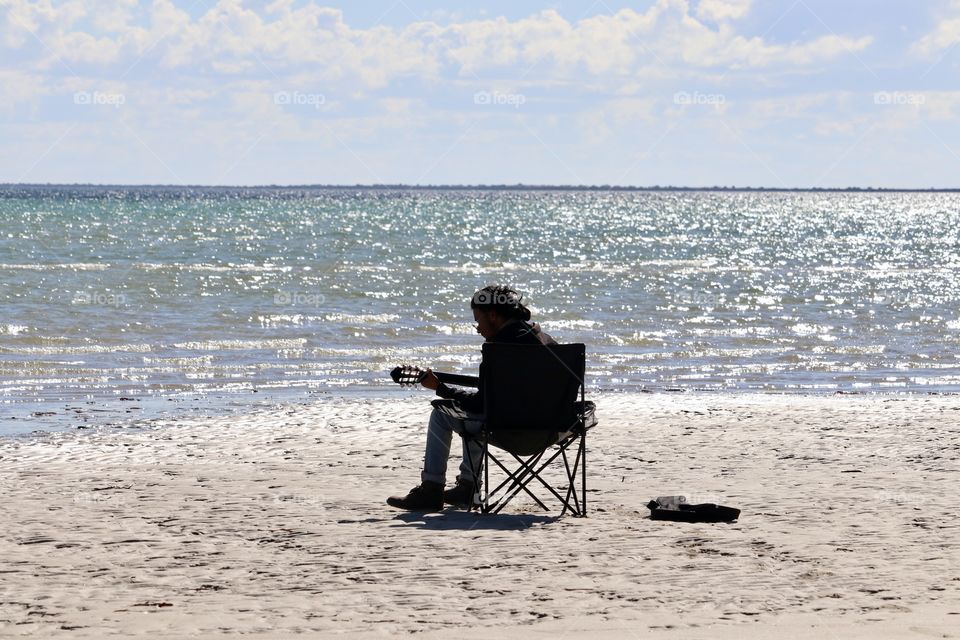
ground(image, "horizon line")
xmin=2 ymin=183 xmax=960 ymax=193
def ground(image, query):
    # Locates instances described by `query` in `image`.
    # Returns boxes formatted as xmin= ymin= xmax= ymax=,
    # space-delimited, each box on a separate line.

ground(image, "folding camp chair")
xmin=464 ymin=342 xmax=596 ymax=517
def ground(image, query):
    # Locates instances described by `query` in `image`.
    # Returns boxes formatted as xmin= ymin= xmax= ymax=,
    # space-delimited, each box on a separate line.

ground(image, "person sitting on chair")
xmin=387 ymin=285 xmax=556 ymax=511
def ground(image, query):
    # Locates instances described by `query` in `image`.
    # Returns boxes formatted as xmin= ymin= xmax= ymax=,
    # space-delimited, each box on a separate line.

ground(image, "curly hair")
xmin=470 ymin=285 xmax=531 ymax=321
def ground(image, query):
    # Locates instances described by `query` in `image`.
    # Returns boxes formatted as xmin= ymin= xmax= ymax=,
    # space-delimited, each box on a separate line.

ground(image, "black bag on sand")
xmin=647 ymin=495 xmax=740 ymax=523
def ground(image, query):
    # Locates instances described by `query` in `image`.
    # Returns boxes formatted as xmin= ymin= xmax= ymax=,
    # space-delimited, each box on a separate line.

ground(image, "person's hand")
xmin=420 ymin=370 xmax=440 ymax=390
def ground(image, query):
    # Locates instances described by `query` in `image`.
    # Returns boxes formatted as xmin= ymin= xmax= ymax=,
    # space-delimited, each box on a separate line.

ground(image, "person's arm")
xmin=423 ymin=370 xmax=483 ymax=413
xmin=436 ymin=382 xmax=483 ymax=413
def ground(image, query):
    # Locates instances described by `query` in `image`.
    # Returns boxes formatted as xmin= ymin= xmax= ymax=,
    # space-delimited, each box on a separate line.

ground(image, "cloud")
xmin=577 ymin=97 xmax=659 ymax=143
xmin=0 ymin=70 xmax=46 ymax=111
xmin=2 ymin=1 xmax=873 ymax=84
xmin=813 ymin=119 xmax=862 ymax=137
xmin=437 ymin=3 xmax=869 ymax=76
xmin=911 ymin=17 xmax=960 ymax=56
xmin=696 ymin=0 xmax=754 ymax=22
xmin=748 ymin=93 xmax=837 ymax=120
xmin=0 ymin=2 xmax=904 ymax=186
xmin=88 ymin=0 xmax=139 ymax=33
xmin=0 ymin=0 xmax=84 ymax=47
xmin=910 ymin=0 xmax=960 ymax=56
xmin=52 ymin=30 xmax=123 ymax=65
xmin=918 ymin=91 xmax=960 ymax=120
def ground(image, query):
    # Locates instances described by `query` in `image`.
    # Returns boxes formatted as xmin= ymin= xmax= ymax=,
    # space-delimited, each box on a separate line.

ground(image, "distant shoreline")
xmin=2 ymin=183 xmax=959 ymax=193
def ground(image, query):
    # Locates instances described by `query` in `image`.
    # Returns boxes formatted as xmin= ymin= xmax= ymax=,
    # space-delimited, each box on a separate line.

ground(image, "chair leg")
xmin=560 ymin=446 xmax=580 ymax=517
xmin=483 ymin=436 xmax=489 ymax=513
xmin=562 ymin=433 xmax=588 ymax=517
xmin=581 ymin=428 xmax=587 ymax=516
xmin=462 ymin=434 xmax=486 ymax=514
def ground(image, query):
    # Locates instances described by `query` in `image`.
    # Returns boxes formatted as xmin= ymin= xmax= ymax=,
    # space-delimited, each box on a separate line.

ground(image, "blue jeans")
xmin=421 ymin=406 xmax=484 ymax=486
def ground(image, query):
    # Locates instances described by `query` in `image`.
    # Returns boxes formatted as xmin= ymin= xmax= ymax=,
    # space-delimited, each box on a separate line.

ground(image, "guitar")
xmin=389 ymin=366 xmax=480 ymax=388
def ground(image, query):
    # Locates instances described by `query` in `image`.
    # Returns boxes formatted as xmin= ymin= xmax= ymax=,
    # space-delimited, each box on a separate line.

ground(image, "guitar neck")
xmin=390 ymin=365 xmax=480 ymax=388
xmin=435 ymin=371 xmax=480 ymax=388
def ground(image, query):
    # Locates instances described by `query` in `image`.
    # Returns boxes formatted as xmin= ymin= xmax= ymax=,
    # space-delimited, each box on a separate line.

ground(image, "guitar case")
xmin=647 ymin=495 xmax=740 ymax=523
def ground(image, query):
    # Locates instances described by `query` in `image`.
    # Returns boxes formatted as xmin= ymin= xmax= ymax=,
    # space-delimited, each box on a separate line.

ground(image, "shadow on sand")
xmin=392 ymin=509 xmax=560 ymax=531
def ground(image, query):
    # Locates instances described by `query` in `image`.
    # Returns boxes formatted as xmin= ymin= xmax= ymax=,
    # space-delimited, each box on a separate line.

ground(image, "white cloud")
xmin=813 ymin=119 xmax=862 ymax=137
xmin=0 ymin=70 xmax=46 ymax=111
xmin=0 ymin=2 xmax=911 ymax=186
xmin=577 ymin=97 xmax=658 ymax=144
xmin=379 ymin=97 xmax=421 ymax=114
xmin=696 ymin=0 xmax=754 ymax=22
xmin=51 ymin=30 xmax=123 ymax=65
xmin=911 ymin=17 xmax=960 ymax=55
xmin=88 ymin=0 xmax=139 ymax=33
xmin=910 ymin=1 xmax=960 ymax=56
xmin=2 ymin=1 xmax=873 ymax=84
xmin=918 ymin=91 xmax=960 ymax=120
xmin=433 ymin=4 xmax=871 ymax=73
xmin=1 ymin=0 xmax=84 ymax=47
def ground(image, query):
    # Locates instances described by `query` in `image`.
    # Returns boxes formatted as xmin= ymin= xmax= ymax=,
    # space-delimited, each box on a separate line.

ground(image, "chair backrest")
xmin=481 ymin=343 xmax=585 ymax=437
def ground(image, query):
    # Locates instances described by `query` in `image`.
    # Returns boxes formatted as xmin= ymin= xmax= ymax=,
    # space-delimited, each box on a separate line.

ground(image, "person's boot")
xmin=443 ymin=477 xmax=478 ymax=507
xmin=386 ymin=481 xmax=444 ymax=511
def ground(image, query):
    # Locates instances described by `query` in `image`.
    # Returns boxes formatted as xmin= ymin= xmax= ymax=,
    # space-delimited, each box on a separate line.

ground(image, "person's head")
xmin=470 ymin=285 xmax=531 ymax=339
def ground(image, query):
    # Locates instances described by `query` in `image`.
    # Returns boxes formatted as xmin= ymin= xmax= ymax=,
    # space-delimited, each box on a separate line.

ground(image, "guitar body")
xmin=390 ymin=366 xmax=480 ymax=388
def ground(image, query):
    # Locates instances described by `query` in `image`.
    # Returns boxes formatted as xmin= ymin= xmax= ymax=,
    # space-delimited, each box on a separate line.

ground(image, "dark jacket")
xmin=435 ymin=319 xmax=556 ymax=414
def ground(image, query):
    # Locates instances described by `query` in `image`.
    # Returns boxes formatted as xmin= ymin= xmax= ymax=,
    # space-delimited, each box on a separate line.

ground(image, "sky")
xmin=1 ymin=0 xmax=959 ymax=188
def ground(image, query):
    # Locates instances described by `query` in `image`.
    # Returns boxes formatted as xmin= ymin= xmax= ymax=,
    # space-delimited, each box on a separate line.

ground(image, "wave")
xmin=320 ymin=313 xmax=401 ymax=324
xmin=172 ymin=338 xmax=308 ymax=350
xmin=134 ymin=262 xmax=295 ymax=273
xmin=0 ymin=343 xmax=153 ymax=355
xmin=0 ymin=325 xmax=29 ymax=336
xmin=0 ymin=263 xmax=108 ymax=271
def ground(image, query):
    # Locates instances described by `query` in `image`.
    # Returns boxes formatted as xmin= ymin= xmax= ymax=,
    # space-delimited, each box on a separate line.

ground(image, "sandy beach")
xmin=1 ymin=392 xmax=958 ymax=638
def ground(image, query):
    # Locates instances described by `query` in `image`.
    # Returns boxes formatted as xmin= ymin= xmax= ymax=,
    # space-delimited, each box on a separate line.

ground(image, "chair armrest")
xmin=437 ymin=372 xmax=480 ymax=388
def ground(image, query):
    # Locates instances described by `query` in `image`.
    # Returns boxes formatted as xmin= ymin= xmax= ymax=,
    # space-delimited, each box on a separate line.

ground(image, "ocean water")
xmin=2 ymin=186 xmax=959 ymax=434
